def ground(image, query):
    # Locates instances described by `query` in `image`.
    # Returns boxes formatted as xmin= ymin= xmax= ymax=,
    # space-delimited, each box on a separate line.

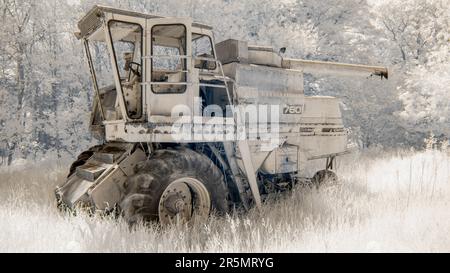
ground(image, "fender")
xmin=55 ymin=143 xmax=145 ymax=210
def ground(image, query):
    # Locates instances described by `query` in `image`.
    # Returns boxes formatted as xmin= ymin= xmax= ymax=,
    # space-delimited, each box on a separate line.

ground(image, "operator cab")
xmin=78 ymin=5 xmax=226 ymax=136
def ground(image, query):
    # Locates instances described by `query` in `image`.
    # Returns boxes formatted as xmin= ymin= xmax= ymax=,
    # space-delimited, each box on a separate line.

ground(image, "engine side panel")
xmin=222 ymin=63 xmax=347 ymax=175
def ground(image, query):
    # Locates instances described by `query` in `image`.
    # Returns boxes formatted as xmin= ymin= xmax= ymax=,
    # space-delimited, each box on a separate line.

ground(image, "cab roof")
xmin=77 ymin=5 xmax=213 ymax=39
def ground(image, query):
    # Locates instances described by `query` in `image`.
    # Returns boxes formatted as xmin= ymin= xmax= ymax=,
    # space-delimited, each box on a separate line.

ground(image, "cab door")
xmin=145 ymin=18 xmax=195 ymax=117
xmin=103 ymin=13 xmax=146 ymax=121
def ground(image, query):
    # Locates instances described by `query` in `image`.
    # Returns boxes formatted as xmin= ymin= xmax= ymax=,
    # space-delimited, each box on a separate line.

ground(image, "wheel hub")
xmin=163 ymin=190 xmax=189 ymax=215
xmin=158 ymin=177 xmax=211 ymax=226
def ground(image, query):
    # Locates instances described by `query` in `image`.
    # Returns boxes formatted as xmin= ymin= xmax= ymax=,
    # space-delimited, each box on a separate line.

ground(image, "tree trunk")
xmin=16 ymin=53 xmax=25 ymax=111
xmin=7 ymin=142 xmax=15 ymax=166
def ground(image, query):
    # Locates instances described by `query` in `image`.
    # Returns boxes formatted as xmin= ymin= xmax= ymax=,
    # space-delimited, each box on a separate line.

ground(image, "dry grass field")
xmin=0 ymin=149 xmax=449 ymax=252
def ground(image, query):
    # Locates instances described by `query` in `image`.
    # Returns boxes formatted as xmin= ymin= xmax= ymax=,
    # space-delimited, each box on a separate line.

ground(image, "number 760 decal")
xmin=283 ymin=105 xmax=303 ymax=114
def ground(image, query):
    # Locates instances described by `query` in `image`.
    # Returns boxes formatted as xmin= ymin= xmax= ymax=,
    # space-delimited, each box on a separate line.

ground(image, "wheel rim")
xmin=158 ymin=177 xmax=211 ymax=225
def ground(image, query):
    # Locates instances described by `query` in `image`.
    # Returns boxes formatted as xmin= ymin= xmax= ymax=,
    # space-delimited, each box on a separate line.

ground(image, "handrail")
xmin=142 ymin=55 xmax=190 ymax=59
xmin=141 ymin=82 xmax=190 ymax=86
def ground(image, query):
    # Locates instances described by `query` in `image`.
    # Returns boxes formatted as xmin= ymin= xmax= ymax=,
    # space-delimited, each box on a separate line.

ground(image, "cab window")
xmin=151 ymin=24 xmax=187 ymax=94
xmin=192 ymin=34 xmax=216 ymax=70
xmin=108 ymin=21 xmax=143 ymax=118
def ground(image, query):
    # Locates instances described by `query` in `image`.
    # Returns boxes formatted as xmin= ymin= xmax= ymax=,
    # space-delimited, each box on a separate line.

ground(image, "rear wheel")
xmin=311 ymin=170 xmax=338 ymax=188
xmin=119 ymin=148 xmax=228 ymax=226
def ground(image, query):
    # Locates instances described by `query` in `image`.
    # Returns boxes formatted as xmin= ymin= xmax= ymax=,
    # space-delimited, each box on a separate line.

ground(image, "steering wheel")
xmin=127 ymin=62 xmax=141 ymax=78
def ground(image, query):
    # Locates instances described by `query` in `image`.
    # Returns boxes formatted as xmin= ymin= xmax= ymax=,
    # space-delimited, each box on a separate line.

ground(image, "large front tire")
xmin=119 ymin=148 xmax=228 ymax=226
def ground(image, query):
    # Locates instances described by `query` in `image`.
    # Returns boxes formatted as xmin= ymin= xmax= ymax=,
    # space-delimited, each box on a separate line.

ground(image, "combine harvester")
xmin=56 ymin=6 xmax=388 ymax=225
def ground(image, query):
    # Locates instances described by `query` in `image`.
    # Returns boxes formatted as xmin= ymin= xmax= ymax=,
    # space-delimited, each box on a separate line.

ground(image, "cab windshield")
xmin=86 ymin=22 xmax=143 ymax=119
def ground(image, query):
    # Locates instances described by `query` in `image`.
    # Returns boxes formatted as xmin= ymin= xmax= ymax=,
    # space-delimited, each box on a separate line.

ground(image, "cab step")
xmin=76 ymin=163 xmax=107 ymax=182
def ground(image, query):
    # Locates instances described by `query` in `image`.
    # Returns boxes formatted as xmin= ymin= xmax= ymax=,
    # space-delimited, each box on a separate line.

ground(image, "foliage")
xmin=0 ymin=0 xmax=449 ymax=164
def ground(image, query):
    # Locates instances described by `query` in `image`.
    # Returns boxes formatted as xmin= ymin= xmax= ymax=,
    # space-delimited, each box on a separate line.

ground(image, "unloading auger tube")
xmin=282 ymin=58 xmax=388 ymax=79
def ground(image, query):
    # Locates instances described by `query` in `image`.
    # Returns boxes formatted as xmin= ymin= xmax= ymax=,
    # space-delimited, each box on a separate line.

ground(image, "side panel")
xmin=223 ymin=63 xmax=304 ymax=95
xmin=297 ymin=96 xmax=347 ymax=158
xmin=223 ymin=63 xmax=347 ymax=176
